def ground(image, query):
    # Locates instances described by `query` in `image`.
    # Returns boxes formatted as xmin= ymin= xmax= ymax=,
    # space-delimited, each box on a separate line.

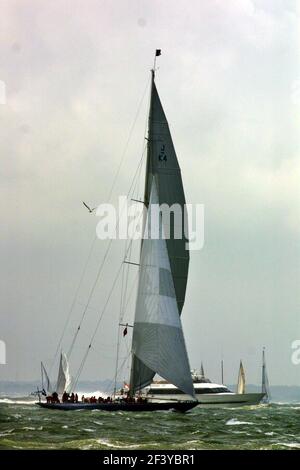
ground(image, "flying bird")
xmin=82 ymin=201 xmax=96 ymax=213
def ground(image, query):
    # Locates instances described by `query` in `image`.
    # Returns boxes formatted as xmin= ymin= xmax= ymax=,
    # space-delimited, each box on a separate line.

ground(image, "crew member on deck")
xmin=52 ymin=392 xmax=59 ymax=403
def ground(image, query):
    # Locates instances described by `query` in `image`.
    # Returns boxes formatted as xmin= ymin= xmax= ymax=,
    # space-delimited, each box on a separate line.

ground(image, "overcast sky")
xmin=0 ymin=0 xmax=299 ymax=387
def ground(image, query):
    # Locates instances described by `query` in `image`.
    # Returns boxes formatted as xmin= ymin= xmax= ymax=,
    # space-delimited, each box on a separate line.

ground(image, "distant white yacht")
xmin=145 ymin=369 xmax=265 ymax=407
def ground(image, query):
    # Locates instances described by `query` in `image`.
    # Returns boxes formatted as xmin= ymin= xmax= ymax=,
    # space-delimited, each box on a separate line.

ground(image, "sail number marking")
xmin=158 ymin=144 xmax=167 ymax=162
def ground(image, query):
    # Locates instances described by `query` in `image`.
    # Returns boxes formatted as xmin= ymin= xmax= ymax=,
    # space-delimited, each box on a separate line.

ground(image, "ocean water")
xmin=1 ymin=396 xmax=300 ymax=450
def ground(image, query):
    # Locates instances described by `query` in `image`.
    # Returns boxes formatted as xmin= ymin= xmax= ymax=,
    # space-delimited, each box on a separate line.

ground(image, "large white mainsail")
xmin=237 ymin=360 xmax=246 ymax=394
xmin=130 ymin=71 xmax=194 ymax=396
xmin=130 ymin=179 xmax=194 ymax=398
xmin=56 ymin=351 xmax=72 ymax=394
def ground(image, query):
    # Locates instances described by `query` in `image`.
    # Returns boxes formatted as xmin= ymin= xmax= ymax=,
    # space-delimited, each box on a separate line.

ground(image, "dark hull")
xmin=37 ymin=401 xmax=197 ymax=413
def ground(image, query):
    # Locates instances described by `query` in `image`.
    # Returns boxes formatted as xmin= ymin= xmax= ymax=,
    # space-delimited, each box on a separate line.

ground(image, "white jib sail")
xmin=56 ymin=351 xmax=72 ymax=394
xmin=131 ymin=179 xmax=195 ymax=398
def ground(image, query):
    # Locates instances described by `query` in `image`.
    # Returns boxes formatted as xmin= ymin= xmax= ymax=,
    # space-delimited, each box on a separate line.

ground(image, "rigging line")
xmin=113 ymin=262 xmax=126 ymax=397
xmin=112 ymin=252 xmax=138 ymax=395
xmin=115 ymin=102 xmax=148 ymax=387
xmin=117 ymin=234 xmax=132 ymax=335
xmin=105 ymin=351 xmax=131 ymax=395
xmin=71 ymin=259 xmax=124 ymax=391
xmin=49 ymin=237 xmax=96 ymax=377
xmin=117 ymin=351 xmax=132 ymax=387
xmin=41 ymin=362 xmax=44 ymax=391
xmin=113 ymin=178 xmax=144 ymax=396
xmin=50 ymin=75 xmax=151 ymax=370
xmin=120 ymin=220 xmax=139 ymax=320
xmin=112 ymin=175 xmax=144 ymax=390
xmin=118 ymin=134 xmax=144 ymax=323
xmin=122 ymin=227 xmax=135 ymax=314
xmin=67 ymin=144 xmax=147 ymax=359
xmin=67 ymin=74 xmax=150 ymax=359
xmin=120 ymin=192 xmax=143 ymax=320
xmin=112 ymin=212 xmax=135 ymax=395
xmin=107 ymin=75 xmax=151 ymax=202
xmin=75 ymin=327 xmax=117 ymax=353
xmin=134 ymin=118 xmax=146 ymax=206
xmin=71 ymin=211 xmax=144 ymax=391
xmin=122 ymin=270 xmax=139 ymax=320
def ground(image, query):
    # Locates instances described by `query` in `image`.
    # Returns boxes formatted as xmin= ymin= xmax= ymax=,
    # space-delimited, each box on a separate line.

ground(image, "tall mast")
xmin=129 ymin=51 xmax=194 ymax=398
xmin=128 ymin=56 xmax=158 ymax=396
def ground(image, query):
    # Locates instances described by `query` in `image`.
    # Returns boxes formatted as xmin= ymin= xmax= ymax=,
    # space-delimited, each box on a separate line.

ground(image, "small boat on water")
xmin=35 ymin=50 xmax=198 ymax=413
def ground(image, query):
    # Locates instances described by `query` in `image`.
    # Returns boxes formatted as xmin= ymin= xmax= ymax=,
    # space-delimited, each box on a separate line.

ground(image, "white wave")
xmin=226 ymin=418 xmax=254 ymax=426
xmin=278 ymin=442 xmax=300 ymax=449
xmin=0 ymin=398 xmax=36 ymax=405
xmin=273 ymin=401 xmax=300 ymax=406
xmin=97 ymin=438 xmax=140 ymax=449
xmin=0 ymin=429 xmax=14 ymax=437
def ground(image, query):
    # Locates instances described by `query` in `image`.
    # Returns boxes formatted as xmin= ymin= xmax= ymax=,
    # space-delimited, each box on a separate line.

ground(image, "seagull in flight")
xmin=82 ymin=201 xmax=96 ymax=213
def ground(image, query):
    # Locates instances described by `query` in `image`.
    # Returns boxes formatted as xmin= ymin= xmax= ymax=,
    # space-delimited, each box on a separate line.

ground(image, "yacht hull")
xmin=196 ymin=392 xmax=265 ymax=407
xmin=36 ymin=401 xmax=197 ymax=412
xmin=148 ymin=393 xmax=265 ymax=407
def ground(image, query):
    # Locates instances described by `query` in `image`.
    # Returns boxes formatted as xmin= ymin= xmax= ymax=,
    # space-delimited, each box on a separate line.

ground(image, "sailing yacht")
xmin=37 ymin=51 xmax=197 ymax=413
xmin=145 ymin=363 xmax=266 ymax=407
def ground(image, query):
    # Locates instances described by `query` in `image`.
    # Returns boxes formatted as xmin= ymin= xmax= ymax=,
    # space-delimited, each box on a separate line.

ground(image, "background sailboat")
xmin=237 ymin=360 xmax=246 ymax=394
xmin=37 ymin=51 xmax=197 ymax=412
xmin=146 ymin=354 xmax=267 ymax=407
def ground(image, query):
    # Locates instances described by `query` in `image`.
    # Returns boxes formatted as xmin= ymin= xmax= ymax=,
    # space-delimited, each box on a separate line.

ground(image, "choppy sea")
xmin=1 ymin=394 xmax=300 ymax=450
